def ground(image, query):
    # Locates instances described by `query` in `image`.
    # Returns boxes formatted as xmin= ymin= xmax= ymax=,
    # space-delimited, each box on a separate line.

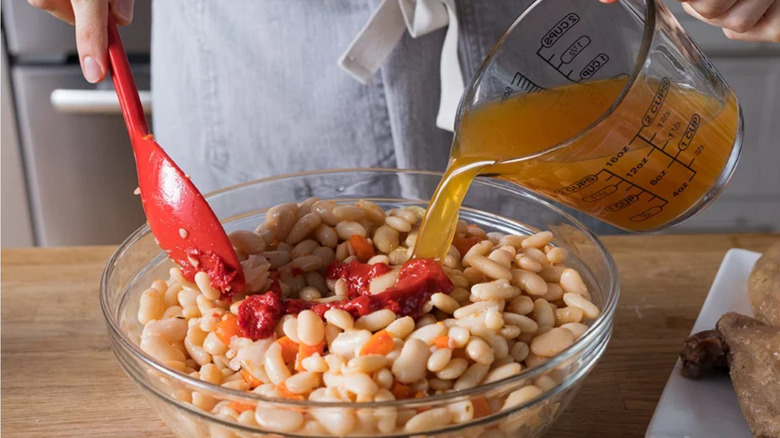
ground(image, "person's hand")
xmin=27 ymin=0 xmax=135 ymax=83
xmin=600 ymin=0 xmax=780 ymax=42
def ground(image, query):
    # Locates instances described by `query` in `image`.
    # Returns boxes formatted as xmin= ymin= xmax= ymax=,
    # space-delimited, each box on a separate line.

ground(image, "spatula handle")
xmin=107 ymin=15 xmax=149 ymax=137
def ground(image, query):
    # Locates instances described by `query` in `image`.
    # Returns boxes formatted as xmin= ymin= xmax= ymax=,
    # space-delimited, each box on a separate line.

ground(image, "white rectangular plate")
xmin=645 ymin=248 xmax=761 ymax=438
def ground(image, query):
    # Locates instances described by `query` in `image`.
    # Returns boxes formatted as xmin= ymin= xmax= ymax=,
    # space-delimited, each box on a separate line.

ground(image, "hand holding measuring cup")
xmin=601 ymin=0 xmax=780 ymax=42
xmin=450 ymin=0 xmax=744 ymax=232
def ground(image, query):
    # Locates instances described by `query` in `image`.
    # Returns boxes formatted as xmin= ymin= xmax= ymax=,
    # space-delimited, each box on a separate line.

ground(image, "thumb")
xmin=72 ymin=0 xmax=108 ymax=84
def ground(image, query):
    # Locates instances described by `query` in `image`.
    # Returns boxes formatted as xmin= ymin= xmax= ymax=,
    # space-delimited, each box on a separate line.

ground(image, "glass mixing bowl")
xmin=100 ymin=169 xmax=619 ymax=437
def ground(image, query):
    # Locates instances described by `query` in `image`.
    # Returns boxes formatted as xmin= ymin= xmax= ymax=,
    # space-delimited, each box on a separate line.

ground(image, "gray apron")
xmin=151 ymin=0 xmax=620 ymax=234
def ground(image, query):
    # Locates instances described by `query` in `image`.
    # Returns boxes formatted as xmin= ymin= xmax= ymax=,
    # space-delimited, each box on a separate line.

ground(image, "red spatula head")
xmin=107 ymin=16 xmax=244 ymax=296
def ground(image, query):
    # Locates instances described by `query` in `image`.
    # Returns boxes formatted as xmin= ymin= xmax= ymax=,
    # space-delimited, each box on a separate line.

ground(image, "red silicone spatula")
xmin=107 ymin=16 xmax=244 ymax=296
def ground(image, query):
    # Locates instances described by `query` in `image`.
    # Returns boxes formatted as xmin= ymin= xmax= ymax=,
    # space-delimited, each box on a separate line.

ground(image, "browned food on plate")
xmin=717 ymin=312 xmax=780 ymax=438
xmin=680 ymin=329 xmax=729 ymax=379
xmin=749 ymin=240 xmax=780 ymax=327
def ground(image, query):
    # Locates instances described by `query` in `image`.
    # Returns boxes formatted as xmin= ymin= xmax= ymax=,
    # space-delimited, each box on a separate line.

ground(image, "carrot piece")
xmin=432 ymin=335 xmax=450 ymax=349
xmin=453 ymin=235 xmax=481 ymax=257
xmin=240 ymin=369 xmax=263 ymax=388
xmin=215 ymin=314 xmax=241 ymax=346
xmin=227 ymin=401 xmax=256 ymax=413
xmin=277 ymin=383 xmax=305 ymax=400
xmin=359 ymin=330 xmax=395 ymax=356
xmin=349 ymin=235 xmax=376 ymax=263
xmin=276 ymin=336 xmax=299 ymax=364
xmin=390 ymin=381 xmax=412 ymax=400
xmin=294 ymin=341 xmax=325 ymax=371
xmin=472 ymin=397 xmax=492 ymax=418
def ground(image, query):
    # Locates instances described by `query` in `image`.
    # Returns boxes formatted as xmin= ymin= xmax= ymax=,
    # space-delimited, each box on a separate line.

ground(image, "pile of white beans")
xmin=136 ymin=198 xmax=600 ymax=436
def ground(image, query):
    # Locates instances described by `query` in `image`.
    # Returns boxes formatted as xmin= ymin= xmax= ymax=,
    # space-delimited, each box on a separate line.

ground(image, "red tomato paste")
xmin=238 ymin=259 xmax=453 ymax=340
xmin=183 ymin=249 xmax=243 ymax=297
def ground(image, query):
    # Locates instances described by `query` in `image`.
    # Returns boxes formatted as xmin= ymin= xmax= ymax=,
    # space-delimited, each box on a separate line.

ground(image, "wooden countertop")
xmin=2 ymin=233 xmax=778 ymax=437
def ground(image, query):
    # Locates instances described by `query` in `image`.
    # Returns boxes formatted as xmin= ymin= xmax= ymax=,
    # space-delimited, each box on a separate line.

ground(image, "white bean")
xmin=333 ymin=205 xmax=366 ymax=221
xmin=405 ymin=408 xmax=452 ymax=433
xmin=138 ymin=288 xmax=165 ymax=324
xmin=285 ymin=372 xmax=320 ymax=394
xmin=435 ymin=358 xmax=469 ymax=380
xmin=290 ymin=239 xmax=318 ymax=259
xmin=312 ymin=201 xmax=339 ymax=226
xmin=286 ymin=212 xmax=322 ymax=245
xmin=469 ymin=255 xmax=513 ymax=281
xmin=385 ymin=216 xmax=412 ymax=233
xmin=511 ymin=270 xmax=548 ymax=296
xmin=522 ymin=231 xmax=553 ymax=249
xmin=409 ymin=322 xmax=446 ymax=344
xmin=302 ymin=353 xmax=328 ymax=373
xmin=368 ymin=268 xmax=400 ymax=295
xmin=466 ymin=338 xmax=494 ymax=365
xmin=485 ymin=307 xmax=504 ymax=331
xmin=530 ymin=327 xmax=575 ymax=357
xmin=561 ymin=322 xmax=589 ymax=338
xmin=355 ymin=309 xmax=396 ymax=332
xmin=488 ymin=249 xmax=513 ymax=269
xmin=385 ymin=316 xmax=415 ymax=339
xmin=335 ymin=221 xmax=367 ymax=240
xmin=343 ymin=372 xmax=379 ymax=397
xmin=228 ymin=230 xmax=267 ymax=254
xmin=508 ymin=295 xmax=534 ymax=315
xmin=546 ymin=247 xmax=569 ymax=264
xmin=560 ymin=269 xmax=589 ymax=295
xmin=281 ymin=316 xmax=300 ymax=343
xmin=297 ymin=310 xmax=325 ymax=346
xmin=348 ymin=355 xmax=387 ymax=373
xmin=533 ymin=299 xmax=555 ymax=329
xmin=391 ymin=339 xmax=430 ymax=383
xmin=142 ymin=318 xmax=187 ymax=343
xmin=314 ymin=225 xmax=338 ymax=248
xmin=454 ymin=363 xmax=490 ymax=390
xmin=462 ymin=240 xmax=493 ymax=267
xmin=264 ymin=342 xmax=291 ymax=385
xmin=555 ymin=306 xmax=584 ymax=325
xmin=471 ymin=278 xmax=518 ymax=301
xmin=330 ymin=330 xmax=372 ymax=358
xmin=485 ymin=362 xmax=522 ymax=383
xmin=515 ymin=255 xmax=543 ymax=273
xmin=448 ymin=326 xmax=471 ymax=348
xmin=562 ymin=293 xmax=600 ymax=319
xmin=502 ymin=385 xmax=543 ymax=410
xmin=427 ymin=348 xmax=452 ymax=372
xmin=431 ymin=292 xmax=459 ymax=314
xmin=510 ymin=341 xmax=530 ymax=362
xmin=203 ymin=331 xmax=228 ymax=355
xmin=323 ymin=309 xmax=353 ymax=331
xmin=254 ymin=407 xmax=304 ymax=433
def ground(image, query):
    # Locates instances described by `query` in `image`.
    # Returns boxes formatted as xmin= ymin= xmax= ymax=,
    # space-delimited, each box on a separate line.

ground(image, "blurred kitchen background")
xmin=1 ymin=1 xmax=779 ymax=248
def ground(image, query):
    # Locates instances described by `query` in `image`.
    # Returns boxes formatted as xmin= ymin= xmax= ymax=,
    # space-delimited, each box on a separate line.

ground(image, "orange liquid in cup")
xmin=413 ymin=77 xmax=739 ymax=260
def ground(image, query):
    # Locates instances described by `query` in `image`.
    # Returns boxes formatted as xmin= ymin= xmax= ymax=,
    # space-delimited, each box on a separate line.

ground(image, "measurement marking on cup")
xmin=580 ymin=53 xmax=609 ymax=80
xmin=562 ymin=36 xmax=591 ymax=64
xmin=678 ymin=114 xmax=701 ymax=152
xmin=603 ymin=194 xmax=640 ymax=213
xmin=536 ymin=12 xmax=588 ymax=83
xmin=582 ymin=184 xmax=618 ymax=202
xmin=540 ymin=13 xmax=580 ymax=48
xmin=642 ymin=78 xmax=671 ymax=127
xmin=630 ymin=206 xmax=663 ymax=222
xmin=601 ymin=169 xmax=668 ymax=206
xmin=554 ymin=174 xmax=599 ymax=195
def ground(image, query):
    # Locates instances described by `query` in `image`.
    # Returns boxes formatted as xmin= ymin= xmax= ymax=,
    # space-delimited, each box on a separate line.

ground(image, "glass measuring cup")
xmin=454 ymin=0 xmax=743 ymax=232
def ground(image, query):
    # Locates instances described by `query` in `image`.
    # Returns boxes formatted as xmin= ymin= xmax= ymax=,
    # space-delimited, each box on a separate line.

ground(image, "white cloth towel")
xmin=338 ymin=0 xmax=464 ymax=131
